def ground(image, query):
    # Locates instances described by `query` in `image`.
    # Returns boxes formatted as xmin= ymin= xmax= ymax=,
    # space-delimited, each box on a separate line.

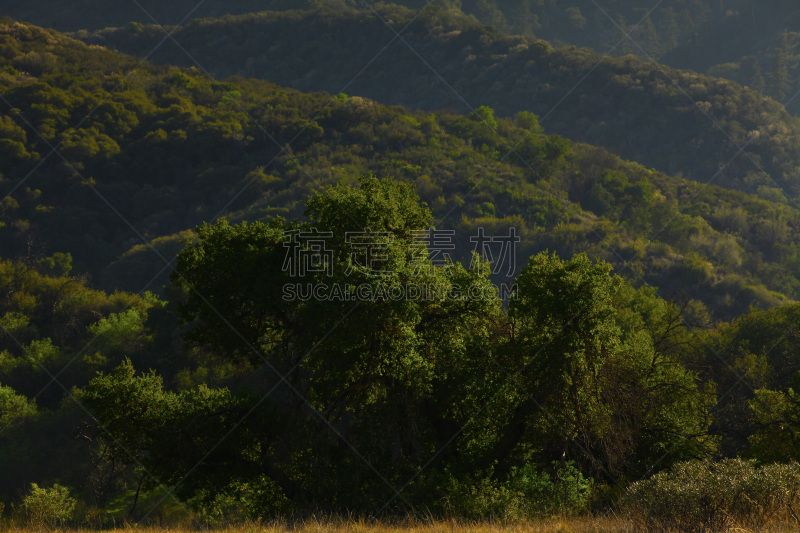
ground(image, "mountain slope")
xmin=0 ymin=0 xmax=735 ymax=63
xmin=0 ymin=18 xmax=799 ymax=318
xmin=0 ymin=0 xmax=334 ymax=31
xmin=662 ymin=1 xmax=800 ymax=111
xmin=78 ymin=6 xmax=800 ymax=201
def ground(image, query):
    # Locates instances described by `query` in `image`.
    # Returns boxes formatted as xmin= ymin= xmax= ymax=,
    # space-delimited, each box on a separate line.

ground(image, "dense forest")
xmin=0 ymin=0 xmax=784 ymax=67
xmin=8 ymin=0 xmax=800 ymax=112
xmin=73 ymin=6 xmax=800 ymax=201
xmin=4 ymin=175 xmax=800 ymax=527
xmin=3 ymin=1 xmax=800 ymax=530
xmin=4 ymin=18 xmax=800 ymax=318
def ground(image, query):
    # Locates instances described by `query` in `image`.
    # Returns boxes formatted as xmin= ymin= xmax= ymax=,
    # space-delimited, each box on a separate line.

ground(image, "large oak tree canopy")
xmin=80 ymin=178 xmax=715 ymax=515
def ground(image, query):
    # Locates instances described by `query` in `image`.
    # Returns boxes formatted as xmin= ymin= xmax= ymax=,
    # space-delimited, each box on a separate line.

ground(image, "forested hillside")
xmin=78 ymin=6 xmax=800 ymax=201
xmin=8 ymin=0 xmax=800 ymax=104
xmin=0 ymin=0 xmax=757 ymax=64
xmin=662 ymin=1 xmax=800 ymax=113
xmin=12 ymin=1 xmax=800 ymax=183
xmin=3 ymin=176 xmax=800 ymax=527
xmin=2 ymin=18 xmax=800 ymax=318
xmin=0 ymin=0 xmax=338 ymax=32
xmin=6 ymin=6 xmax=800 ymax=530
xmin=0 ymin=182 xmax=715 ymax=521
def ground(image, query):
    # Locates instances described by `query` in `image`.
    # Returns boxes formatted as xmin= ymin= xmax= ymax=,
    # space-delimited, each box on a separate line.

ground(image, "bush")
xmin=442 ymin=462 xmax=593 ymax=521
xmin=507 ymin=461 xmax=593 ymax=517
xmin=17 ymin=483 xmax=76 ymax=529
xmin=443 ymin=473 xmax=522 ymax=521
xmin=622 ymin=459 xmax=800 ymax=532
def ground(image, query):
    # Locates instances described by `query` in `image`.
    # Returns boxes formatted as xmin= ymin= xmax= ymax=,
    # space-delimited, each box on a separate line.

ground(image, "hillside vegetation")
xmin=1 ymin=19 xmax=800 ymax=317
xmin=77 ymin=5 xmax=800 ymax=201
xmin=3 ymin=177 xmax=800 ymax=529
xmin=663 ymin=1 xmax=800 ymax=113
xmin=0 ymin=0 xmax=757 ymax=65
xmin=0 ymin=0 xmax=338 ymax=32
xmin=8 ymin=0 xmax=800 ymax=110
xmin=5 ymin=13 xmax=800 ymax=531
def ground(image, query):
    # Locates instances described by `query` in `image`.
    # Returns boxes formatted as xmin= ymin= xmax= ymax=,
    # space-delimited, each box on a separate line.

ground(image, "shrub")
xmin=507 ymin=461 xmax=593 ymax=517
xmin=442 ymin=462 xmax=594 ymax=521
xmin=622 ymin=459 xmax=800 ymax=532
xmin=17 ymin=483 xmax=76 ymax=529
xmin=443 ymin=473 xmax=523 ymax=521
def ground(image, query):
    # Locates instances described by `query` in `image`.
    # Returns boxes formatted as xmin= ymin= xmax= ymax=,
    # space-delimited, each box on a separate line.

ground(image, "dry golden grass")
xmin=5 ymin=516 xmax=800 ymax=533
xmin=0 ymin=517 xmax=635 ymax=533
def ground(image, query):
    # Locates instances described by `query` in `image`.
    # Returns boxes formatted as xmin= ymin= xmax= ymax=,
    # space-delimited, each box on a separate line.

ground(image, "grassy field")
xmin=6 ymin=515 xmax=800 ymax=532
xmin=0 ymin=520 xmax=632 ymax=533
xmin=4 ymin=518 xmax=800 ymax=533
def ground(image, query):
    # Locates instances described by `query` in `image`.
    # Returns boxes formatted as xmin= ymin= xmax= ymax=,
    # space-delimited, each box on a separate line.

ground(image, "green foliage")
xmin=514 ymin=110 xmax=542 ymax=133
xmin=469 ymin=105 xmax=497 ymax=130
xmin=35 ymin=252 xmax=72 ymax=277
xmin=0 ymin=383 xmax=36 ymax=427
xmin=191 ymin=476 xmax=292 ymax=524
xmin=0 ymin=257 xmax=160 ymax=399
xmin=442 ymin=473 xmax=522 ymax=521
xmin=0 ymin=17 xmax=794 ymax=319
xmin=623 ymin=459 xmax=800 ymax=532
xmin=501 ymin=252 xmax=716 ymax=478
xmin=79 ymin=358 xmax=243 ymax=505
xmin=74 ymin=180 xmax=713 ymax=518
xmin=509 ymin=253 xmax=622 ymax=447
xmin=17 ymin=482 xmax=76 ymax=528
xmin=699 ymin=303 xmax=800 ymax=456
xmin=656 ymin=6 xmax=800 ymax=114
xmin=0 ymin=0 xmax=738 ymax=73
xmin=171 ymin=218 xmax=294 ymax=366
xmin=78 ymin=359 xmax=179 ymax=464
xmin=749 ymin=382 xmax=800 ymax=462
xmin=87 ymin=309 xmax=147 ymax=354
xmin=78 ymin=6 xmax=800 ymax=198
xmin=0 ymin=177 xmax=792 ymax=525
xmin=3 ymin=9 xmax=800 ymax=526
xmin=506 ymin=461 xmax=592 ymax=517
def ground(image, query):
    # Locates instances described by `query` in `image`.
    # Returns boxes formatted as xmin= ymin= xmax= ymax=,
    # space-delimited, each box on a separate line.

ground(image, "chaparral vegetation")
xmin=3 ymin=1 xmax=800 ymax=532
